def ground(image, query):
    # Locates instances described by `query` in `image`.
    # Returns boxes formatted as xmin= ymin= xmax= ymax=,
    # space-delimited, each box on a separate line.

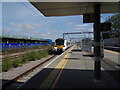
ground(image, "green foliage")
xmin=106 ymin=14 xmax=120 ymax=31
xmin=103 ymin=14 xmax=120 ymax=39
xmin=21 ymin=53 xmax=29 ymax=63
xmin=103 ymin=33 xmax=110 ymax=39
xmin=12 ymin=58 xmax=22 ymax=68
xmin=2 ymin=57 xmax=13 ymax=72
xmin=47 ymin=49 xmax=54 ymax=55
xmin=28 ymin=51 xmax=38 ymax=61
xmin=33 ymin=45 xmax=39 ymax=49
xmin=2 ymin=49 xmax=50 ymax=72
xmin=2 ymin=45 xmax=53 ymax=54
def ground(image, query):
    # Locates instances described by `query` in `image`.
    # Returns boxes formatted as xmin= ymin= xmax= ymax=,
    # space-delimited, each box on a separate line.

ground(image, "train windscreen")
xmin=55 ymin=39 xmax=64 ymax=45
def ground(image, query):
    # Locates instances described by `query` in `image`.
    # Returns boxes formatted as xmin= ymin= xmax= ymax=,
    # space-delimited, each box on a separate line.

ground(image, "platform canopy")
xmin=29 ymin=1 xmax=119 ymax=17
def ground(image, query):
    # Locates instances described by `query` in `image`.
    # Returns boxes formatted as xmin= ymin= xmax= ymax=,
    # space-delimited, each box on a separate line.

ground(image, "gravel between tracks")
xmin=2 ymin=55 xmax=53 ymax=85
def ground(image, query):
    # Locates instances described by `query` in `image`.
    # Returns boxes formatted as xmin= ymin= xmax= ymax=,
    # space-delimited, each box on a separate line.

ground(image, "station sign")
xmin=100 ymin=22 xmax=111 ymax=32
xmin=83 ymin=13 xmax=94 ymax=23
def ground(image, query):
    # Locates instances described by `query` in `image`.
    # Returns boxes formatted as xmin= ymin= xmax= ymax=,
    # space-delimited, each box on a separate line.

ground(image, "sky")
xmin=1 ymin=1 xmax=115 ymax=41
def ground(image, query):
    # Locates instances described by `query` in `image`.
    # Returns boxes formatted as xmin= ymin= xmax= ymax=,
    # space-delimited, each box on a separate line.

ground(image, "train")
xmin=53 ymin=38 xmax=71 ymax=52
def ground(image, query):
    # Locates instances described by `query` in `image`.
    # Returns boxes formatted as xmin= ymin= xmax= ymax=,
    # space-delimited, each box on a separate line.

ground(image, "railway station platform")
xmin=18 ymin=45 xmax=119 ymax=89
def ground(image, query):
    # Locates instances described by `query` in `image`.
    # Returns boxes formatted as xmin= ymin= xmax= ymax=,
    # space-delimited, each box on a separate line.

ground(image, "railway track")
xmin=2 ymin=55 xmax=57 ymax=90
xmin=2 ymin=46 xmax=73 ymax=90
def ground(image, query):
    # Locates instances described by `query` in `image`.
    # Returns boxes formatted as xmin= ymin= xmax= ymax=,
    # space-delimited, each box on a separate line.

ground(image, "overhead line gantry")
xmin=63 ymin=32 xmax=93 ymax=39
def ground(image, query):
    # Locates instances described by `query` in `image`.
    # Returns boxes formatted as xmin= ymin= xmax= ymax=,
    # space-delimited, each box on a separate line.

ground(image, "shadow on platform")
xmin=83 ymin=54 xmax=94 ymax=57
xmin=71 ymin=49 xmax=82 ymax=52
xmin=18 ymin=68 xmax=119 ymax=89
xmin=2 ymin=79 xmax=24 ymax=90
xmin=64 ymin=57 xmax=80 ymax=60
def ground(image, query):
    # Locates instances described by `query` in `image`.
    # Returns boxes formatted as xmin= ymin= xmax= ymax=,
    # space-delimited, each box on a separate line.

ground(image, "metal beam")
xmin=63 ymin=32 xmax=93 ymax=39
xmin=63 ymin=32 xmax=93 ymax=35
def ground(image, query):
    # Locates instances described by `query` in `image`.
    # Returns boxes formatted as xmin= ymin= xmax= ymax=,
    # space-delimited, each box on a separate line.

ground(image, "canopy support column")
xmin=94 ymin=4 xmax=101 ymax=80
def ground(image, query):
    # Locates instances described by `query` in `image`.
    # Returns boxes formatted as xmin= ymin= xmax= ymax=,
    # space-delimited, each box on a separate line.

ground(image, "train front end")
xmin=54 ymin=38 xmax=66 ymax=52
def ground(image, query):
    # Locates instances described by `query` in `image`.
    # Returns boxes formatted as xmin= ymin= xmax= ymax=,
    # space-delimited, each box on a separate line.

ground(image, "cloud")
xmin=65 ymin=22 xmax=75 ymax=25
xmin=73 ymin=23 xmax=93 ymax=32
xmin=73 ymin=27 xmax=83 ymax=31
xmin=73 ymin=27 xmax=93 ymax=32
xmin=10 ymin=23 xmax=38 ymax=30
xmin=2 ymin=29 xmax=8 ymax=33
xmin=38 ymin=28 xmax=65 ymax=40
xmin=4 ymin=22 xmax=63 ymax=40
xmin=75 ymin=24 xmax=89 ymax=27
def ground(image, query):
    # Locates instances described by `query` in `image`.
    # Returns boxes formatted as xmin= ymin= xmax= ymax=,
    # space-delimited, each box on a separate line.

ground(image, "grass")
xmin=12 ymin=58 xmax=22 ymax=68
xmin=2 ymin=49 xmax=50 ymax=72
xmin=2 ymin=57 xmax=13 ymax=72
xmin=2 ymin=45 xmax=53 ymax=54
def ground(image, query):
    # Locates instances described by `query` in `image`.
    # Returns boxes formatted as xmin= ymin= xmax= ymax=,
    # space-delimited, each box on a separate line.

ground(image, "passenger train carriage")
xmin=53 ymin=38 xmax=71 ymax=52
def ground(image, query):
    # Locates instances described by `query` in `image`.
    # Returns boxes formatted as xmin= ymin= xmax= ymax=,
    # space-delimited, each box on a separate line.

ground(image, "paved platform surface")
xmin=18 ymin=45 xmax=120 ymax=89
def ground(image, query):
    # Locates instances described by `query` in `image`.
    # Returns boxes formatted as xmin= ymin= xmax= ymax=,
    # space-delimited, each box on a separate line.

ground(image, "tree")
xmin=103 ymin=14 xmax=120 ymax=38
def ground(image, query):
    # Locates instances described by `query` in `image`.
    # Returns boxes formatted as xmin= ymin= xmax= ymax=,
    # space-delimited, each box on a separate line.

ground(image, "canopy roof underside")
xmin=30 ymin=2 xmax=119 ymax=17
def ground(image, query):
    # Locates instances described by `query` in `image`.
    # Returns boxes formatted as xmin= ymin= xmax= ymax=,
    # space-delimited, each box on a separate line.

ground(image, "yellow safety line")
xmin=38 ymin=45 xmax=74 ymax=89
xmin=51 ymin=46 xmax=74 ymax=88
xmin=104 ymin=49 xmax=120 ymax=55
xmin=51 ymin=52 xmax=71 ymax=88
